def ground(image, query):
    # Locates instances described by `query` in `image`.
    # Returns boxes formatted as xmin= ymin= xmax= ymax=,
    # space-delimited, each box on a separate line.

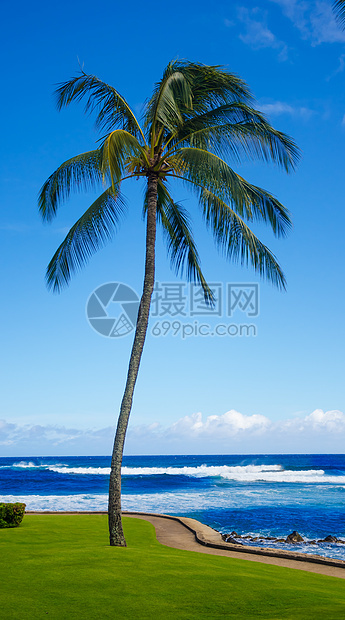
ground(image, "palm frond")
xmin=145 ymin=68 xmax=193 ymax=139
xmin=144 ymin=61 xmax=252 ymax=140
xmin=199 ymin=188 xmax=286 ymax=289
xmin=101 ymin=130 xmax=144 ymax=186
xmin=55 ymin=72 xmax=144 ymax=140
xmin=171 ymin=61 xmax=253 ymax=112
xmin=143 ymin=181 xmax=213 ymax=303
xmin=333 ymin=0 xmax=345 ymax=26
xmin=46 ymin=187 xmax=126 ymax=291
xmin=166 ymin=103 xmax=299 ymax=171
xmin=38 ymin=150 xmax=104 ymax=221
xmin=169 ymin=147 xmax=292 ymax=236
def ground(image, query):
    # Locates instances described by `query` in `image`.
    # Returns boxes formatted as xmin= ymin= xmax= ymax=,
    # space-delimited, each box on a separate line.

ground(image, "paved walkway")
xmin=124 ymin=512 xmax=345 ymax=579
xmin=27 ymin=510 xmax=345 ymax=579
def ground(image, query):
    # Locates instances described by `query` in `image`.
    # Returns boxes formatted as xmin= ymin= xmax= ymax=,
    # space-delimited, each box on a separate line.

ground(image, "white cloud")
xmin=1 ymin=408 xmax=344 ymax=455
xmin=327 ymin=53 xmax=345 ymax=80
xmin=270 ymin=0 xmax=345 ymax=45
xmin=168 ymin=410 xmax=270 ymax=437
xmin=233 ymin=7 xmax=289 ymax=60
xmin=0 ymin=223 xmax=34 ymax=233
xmin=299 ymin=408 xmax=345 ymax=431
xmin=161 ymin=408 xmax=345 ymax=443
xmin=258 ymin=100 xmax=314 ymax=118
xmin=0 ymin=420 xmax=115 ymax=454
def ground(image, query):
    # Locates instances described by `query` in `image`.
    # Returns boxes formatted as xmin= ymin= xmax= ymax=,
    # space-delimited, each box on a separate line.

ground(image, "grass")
xmin=1 ymin=515 xmax=345 ymax=619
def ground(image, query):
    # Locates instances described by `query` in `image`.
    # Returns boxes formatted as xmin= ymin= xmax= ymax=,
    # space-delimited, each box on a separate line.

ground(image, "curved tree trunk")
xmin=108 ymin=173 xmax=158 ymax=546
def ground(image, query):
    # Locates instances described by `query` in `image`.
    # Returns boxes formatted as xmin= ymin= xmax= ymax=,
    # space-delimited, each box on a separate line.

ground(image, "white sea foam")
xmin=48 ymin=466 xmax=111 ymax=475
xmin=0 ymin=494 xmax=108 ymax=512
xmin=7 ymin=461 xmax=344 ymax=484
xmin=0 ymin=491 xmax=233 ymax=513
xmin=13 ymin=461 xmax=40 ymax=468
xmin=48 ymin=464 xmax=283 ymax=477
xmin=121 ymin=464 xmax=283 ymax=477
xmin=44 ymin=463 xmax=345 ymax=484
xmin=220 ymin=469 xmax=345 ymax=483
xmin=9 ymin=461 xmax=68 ymax=469
xmin=45 ymin=464 xmax=279 ymax=476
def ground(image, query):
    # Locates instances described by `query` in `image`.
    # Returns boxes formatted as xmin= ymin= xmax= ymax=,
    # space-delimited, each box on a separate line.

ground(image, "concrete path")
xmin=124 ymin=511 xmax=345 ymax=579
xmin=27 ymin=510 xmax=345 ymax=579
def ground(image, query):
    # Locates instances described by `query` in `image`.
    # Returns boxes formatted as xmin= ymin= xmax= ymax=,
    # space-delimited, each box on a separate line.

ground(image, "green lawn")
xmin=1 ymin=515 xmax=345 ymax=619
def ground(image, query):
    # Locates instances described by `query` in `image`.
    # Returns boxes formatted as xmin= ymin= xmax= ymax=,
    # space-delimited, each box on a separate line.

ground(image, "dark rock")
xmin=286 ymin=531 xmax=304 ymax=543
xmin=276 ymin=538 xmax=285 ymax=542
xmin=225 ymin=536 xmax=244 ymax=545
xmin=222 ymin=531 xmax=243 ymax=541
xmin=319 ymin=535 xmax=338 ymax=543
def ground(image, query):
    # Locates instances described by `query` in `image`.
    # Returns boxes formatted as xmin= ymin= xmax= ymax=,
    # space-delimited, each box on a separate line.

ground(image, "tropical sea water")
xmin=1 ymin=454 xmax=345 ymax=560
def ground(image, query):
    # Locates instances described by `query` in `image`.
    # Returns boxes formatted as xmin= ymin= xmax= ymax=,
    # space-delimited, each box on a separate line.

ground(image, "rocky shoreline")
xmin=221 ymin=530 xmax=345 ymax=547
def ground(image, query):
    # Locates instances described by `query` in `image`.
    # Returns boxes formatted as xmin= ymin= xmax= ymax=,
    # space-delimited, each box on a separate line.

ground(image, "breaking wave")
xmin=49 ymin=466 xmax=110 ymax=475
xmin=3 ymin=462 xmax=345 ymax=484
xmin=13 ymin=461 xmax=41 ymax=468
xmin=49 ymin=463 xmax=345 ymax=483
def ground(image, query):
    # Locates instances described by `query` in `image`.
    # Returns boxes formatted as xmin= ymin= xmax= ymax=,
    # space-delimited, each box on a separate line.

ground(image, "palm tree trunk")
xmin=108 ymin=173 xmax=158 ymax=546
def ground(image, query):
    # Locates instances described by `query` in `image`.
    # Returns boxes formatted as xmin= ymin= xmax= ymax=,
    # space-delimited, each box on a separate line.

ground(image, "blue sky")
xmin=1 ymin=0 xmax=345 ymax=456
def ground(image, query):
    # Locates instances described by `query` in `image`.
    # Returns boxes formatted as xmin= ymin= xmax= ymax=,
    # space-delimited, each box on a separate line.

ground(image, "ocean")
xmin=1 ymin=453 xmax=345 ymax=561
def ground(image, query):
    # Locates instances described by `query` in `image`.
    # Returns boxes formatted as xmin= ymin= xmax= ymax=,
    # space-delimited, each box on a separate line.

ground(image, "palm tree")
xmin=39 ymin=60 xmax=299 ymax=546
xmin=333 ymin=0 xmax=345 ymax=25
